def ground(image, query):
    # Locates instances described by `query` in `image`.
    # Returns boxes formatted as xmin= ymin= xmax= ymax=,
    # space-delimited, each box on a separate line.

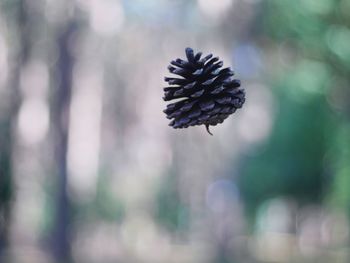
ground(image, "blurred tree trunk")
xmin=0 ymin=122 xmax=14 ymax=258
xmin=50 ymin=21 xmax=76 ymax=262
xmin=0 ymin=0 xmax=29 ymax=257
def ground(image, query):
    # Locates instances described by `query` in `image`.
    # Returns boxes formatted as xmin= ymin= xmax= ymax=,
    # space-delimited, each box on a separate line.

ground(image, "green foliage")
xmin=240 ymin=0 xmax=350 ymax=218
xmin=155 ymin=173 xmax=190 ymax=233
xmin=240 ymin=91 xmax=333 ymax=216
xmin=328 ymin=124 xmax=350 ymax=213
xmin=94 ymin=173 xmax=125 ymax=222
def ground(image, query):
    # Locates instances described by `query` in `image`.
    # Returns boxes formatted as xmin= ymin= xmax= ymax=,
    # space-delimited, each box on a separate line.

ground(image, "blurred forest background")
xmin=0 ymin=0 xmax=350 ymax=262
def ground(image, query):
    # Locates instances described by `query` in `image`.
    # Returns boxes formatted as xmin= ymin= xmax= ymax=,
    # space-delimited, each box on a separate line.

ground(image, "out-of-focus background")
xmin=0 ymin=0 xmax=350 ymax=262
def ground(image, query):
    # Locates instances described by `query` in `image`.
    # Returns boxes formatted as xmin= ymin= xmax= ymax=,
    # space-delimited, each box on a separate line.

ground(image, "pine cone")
xmin=163 ymin=47 xmax=245 ymax=135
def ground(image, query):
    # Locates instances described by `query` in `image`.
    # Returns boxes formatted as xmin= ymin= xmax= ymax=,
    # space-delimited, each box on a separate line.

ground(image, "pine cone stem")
xmin=205 ymin=124 xmax=213 ymax=136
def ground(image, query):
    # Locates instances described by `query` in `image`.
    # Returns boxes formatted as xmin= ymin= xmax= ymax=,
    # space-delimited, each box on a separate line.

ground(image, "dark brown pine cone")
xmin=163 ymin=47 xmax=245 ymax=135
